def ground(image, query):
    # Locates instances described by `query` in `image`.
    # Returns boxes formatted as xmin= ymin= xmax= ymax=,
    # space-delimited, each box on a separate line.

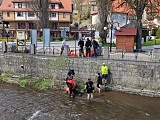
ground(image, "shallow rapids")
xmin=0 ymin=83 xmax=160 ymax=120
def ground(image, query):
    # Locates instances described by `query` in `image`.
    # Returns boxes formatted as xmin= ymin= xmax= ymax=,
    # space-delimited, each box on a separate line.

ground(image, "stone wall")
xmin=0 ymin=54 xmax=160 ymax=96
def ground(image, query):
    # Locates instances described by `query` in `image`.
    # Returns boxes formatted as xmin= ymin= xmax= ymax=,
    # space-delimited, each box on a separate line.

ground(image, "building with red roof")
xmin=0 ymin=0 xmax=73 ymax=39
xmin=115 ymin=28 xmax=137 ymax=52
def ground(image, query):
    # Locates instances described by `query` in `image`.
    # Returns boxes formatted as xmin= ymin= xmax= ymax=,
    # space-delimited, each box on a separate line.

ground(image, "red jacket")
xmin=67 ymin=79 xmax=76 ymax=89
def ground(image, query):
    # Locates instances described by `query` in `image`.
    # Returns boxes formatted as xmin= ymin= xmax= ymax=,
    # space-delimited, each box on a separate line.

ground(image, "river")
xmin=0 ymin=82 xmax=160 ymax=120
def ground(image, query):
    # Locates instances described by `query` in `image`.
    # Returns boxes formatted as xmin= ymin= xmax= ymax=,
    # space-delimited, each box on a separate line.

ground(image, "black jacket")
xmin=85 ymin=40 xmax=92 ymax=48
xmin=78 ymin=40 xmax=84 ymax=47
xmin=92 ymin=40 xmax=99 ymax=48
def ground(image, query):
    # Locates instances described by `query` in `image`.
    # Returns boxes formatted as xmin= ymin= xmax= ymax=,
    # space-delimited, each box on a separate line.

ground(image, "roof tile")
xmin=0 ymin=0 xmax=72 ymax=12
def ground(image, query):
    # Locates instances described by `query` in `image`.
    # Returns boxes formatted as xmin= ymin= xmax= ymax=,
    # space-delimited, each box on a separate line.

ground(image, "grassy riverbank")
xmin=0 ymin=71 xmax=85 ymax=91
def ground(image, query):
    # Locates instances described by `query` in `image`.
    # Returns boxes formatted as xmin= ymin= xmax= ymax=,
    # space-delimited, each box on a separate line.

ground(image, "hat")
xmin=70 ymin=66 xmax=74 ymax=70
xmin=88 ymin=77 xmax=91 ymax=80
xmin=103 ymin=62 xmax=105 ymax=65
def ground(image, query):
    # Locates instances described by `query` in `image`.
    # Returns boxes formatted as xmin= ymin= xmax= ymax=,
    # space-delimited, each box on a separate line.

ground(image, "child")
xmin=97 ymin=73 xmax=102 ymax=93
xmin=85 ymin=77 xmax=94 ymax=100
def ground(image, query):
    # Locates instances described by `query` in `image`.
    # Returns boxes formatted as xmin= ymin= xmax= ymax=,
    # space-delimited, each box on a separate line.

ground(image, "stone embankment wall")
xmin=0 ymin=54 xmax=160 ymax=97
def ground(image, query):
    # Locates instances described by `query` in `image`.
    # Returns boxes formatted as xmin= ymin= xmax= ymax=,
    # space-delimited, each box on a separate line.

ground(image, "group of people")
xmin=65 ymin=62 xmax=109 ymax=100
xmin=78 ymin=38 xmax=99 ymax=58
xmin=60 ymin=37 xmax=100 ymax=57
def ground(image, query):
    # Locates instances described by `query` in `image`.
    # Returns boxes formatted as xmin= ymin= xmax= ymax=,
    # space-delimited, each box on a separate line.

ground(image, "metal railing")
xmin=1 ymin=42 xmax=159 ymax=62
xmin=108 ymin=50 xmax=152 ymax=61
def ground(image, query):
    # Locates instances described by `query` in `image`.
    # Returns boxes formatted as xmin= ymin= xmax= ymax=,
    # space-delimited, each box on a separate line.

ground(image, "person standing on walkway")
xmin=101 ymin=62 xmax=108 ymax=86
xmin=85 ymin=38 xmax=92 ymax=57
xmin=85 ymin=77 xmax=94 ymax=100
xmin=92 ymin=39 xmax=99 ymax=57
xmin=78 ymin=39 xmax=85 ymax=57
xmin=60 ymin=38 xmax=66 ymax=55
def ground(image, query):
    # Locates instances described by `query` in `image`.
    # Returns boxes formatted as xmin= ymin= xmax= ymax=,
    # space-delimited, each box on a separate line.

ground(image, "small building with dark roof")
xmin=115 ymin=28 xmax=137 ymax=52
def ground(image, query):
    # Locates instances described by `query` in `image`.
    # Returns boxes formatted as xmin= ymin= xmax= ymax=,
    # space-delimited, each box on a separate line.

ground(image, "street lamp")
xmin=103 ymin=27 xmax=107 ymax=43
xmin=109 ymin=22 xmax=120 ymax=52
xmin=90 ymin=24 xmax=94 ymax=39
xmin=4 ymin=24 xmax=10 ymax=43
xmin=109 ymin=23 xmax=113 ymax=52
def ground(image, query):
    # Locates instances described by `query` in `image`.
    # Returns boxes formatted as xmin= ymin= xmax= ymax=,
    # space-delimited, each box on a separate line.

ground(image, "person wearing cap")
xmin=85 ymin=77 xmax=94 ymax=99
xmin=101 ymin=62 xmax=108 ymax=86
xmin=67 ymin=66 xmax=75 ymax=79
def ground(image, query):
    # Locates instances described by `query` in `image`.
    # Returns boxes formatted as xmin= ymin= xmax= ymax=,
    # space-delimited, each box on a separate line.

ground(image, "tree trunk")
xmin=136 ymin=20 xmax=142 ymax=51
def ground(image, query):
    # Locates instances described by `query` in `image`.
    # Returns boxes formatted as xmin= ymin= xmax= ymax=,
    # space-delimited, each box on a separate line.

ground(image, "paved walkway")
xmin=1 ymin=41 xmax=159 ymax=62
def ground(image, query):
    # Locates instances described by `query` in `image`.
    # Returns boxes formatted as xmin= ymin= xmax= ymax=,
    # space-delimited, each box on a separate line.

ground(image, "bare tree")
xmin=26 ymin=0 xmax=50 ymax=29
xmin=122 ymin=0 xmax=160 ymax=51
xmin=96 ymin=0 xmax=112 ymax=43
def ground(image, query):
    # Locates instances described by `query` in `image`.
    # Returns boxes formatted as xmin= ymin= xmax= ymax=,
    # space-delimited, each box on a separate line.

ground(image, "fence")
xmin=1 ymin=42 xmax=160 ymax=62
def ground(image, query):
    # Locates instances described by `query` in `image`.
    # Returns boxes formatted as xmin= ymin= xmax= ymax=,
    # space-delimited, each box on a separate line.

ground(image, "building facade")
xmin=0 ymin=0 xmax=73 ymax=40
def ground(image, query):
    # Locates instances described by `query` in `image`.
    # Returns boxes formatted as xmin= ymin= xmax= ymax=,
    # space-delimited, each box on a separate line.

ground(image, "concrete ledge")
xmin=111 ymin=85 xmax=160 ymax=97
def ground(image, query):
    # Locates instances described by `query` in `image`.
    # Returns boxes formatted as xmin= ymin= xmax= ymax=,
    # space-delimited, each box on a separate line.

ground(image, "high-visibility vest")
xmin=101 ymin=65 xmax=108 ymax=74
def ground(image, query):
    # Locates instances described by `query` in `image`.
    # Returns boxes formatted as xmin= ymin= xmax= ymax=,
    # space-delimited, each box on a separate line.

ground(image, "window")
xmin=8 ymin=4 xmax=11 ymax=7
xmin=63 ymin=13 xmax=66 ymax=18
xmin=29 ymin=23 xmax=36 ymax=29
xmin=51 ymin=4 xmax=55 ymax=9
xmin=17 ymin=12 xmax=23 ymax=17
xmin=28 ymin=12 xmax=34 ymax=17
xmin=18 ymin=3 xmax=22 ymax=8
xmin=7 ymin=12 xmax=10 ymax=17
xmin=18 ymin=23 xmax=26 ymax=29
xmin=28 ymin=4 xmax=33 ymax=8
xmin=52 ymin=23 xmax=57 ymax=30
xmin=51 ymin=13 xmax=56 ymax=17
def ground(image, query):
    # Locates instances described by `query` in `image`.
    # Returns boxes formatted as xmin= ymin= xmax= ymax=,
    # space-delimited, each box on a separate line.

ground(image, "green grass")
xmin=102 ymin=39 xmax=160 ymax=47
xmin=102 ymin=43 xmax=116 ymax=47
xmin=142 ymin=39 xmax=160 ymax=46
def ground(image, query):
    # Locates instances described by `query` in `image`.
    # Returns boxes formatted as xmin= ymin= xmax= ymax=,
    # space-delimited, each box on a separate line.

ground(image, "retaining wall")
xmin=0 ymin=54 xmax=160 ymax=96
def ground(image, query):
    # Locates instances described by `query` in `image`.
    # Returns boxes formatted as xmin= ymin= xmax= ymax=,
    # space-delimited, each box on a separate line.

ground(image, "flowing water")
xmin=0 ymin=82 xmax=160 ymax=120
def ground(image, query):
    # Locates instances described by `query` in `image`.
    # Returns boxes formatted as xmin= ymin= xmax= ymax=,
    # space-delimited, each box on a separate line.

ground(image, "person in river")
xmin=67 ymin=66 xmax=75 ymax=78
xmin=66 ymin=76 xmax=76 ymax=98
xmin=66 ymin=66 xmax=75 ymax=87
xmin=85 ymin=77 xmax=94 ymax=100
xmin=97 ymin=72 xmax=102 ymax=93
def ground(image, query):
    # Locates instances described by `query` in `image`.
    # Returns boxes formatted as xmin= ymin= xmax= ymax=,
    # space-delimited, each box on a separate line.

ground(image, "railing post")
xmin=135 ymin=53 xmax=138 ymax=60
xmin=122 ymin=51 xmax=124 ymax=59
xmin=53 ymin=46 xmax=54 ymax=55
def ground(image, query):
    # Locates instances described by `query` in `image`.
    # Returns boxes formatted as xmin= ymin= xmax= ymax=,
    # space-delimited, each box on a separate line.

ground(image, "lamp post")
xmin=103 ymin=27 xmax=107 ymax=43
xmin=90 ymin=24 xmax=94 ymax=39
xmin=110 ymin=23 xmax=113 ymax=52
xmin=75 ymin=31 xmax=77 ymax=57
xmin=4 ymin=24 xmax=10 ymax=43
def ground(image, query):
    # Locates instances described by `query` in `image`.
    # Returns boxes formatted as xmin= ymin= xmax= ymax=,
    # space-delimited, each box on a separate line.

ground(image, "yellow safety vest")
xmin=101 ymin=65 xmax=108 ymax=74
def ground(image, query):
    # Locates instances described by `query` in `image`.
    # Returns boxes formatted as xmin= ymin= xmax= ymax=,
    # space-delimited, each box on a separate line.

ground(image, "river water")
xmin=0 ymin=82 xmax=160 ymax=120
